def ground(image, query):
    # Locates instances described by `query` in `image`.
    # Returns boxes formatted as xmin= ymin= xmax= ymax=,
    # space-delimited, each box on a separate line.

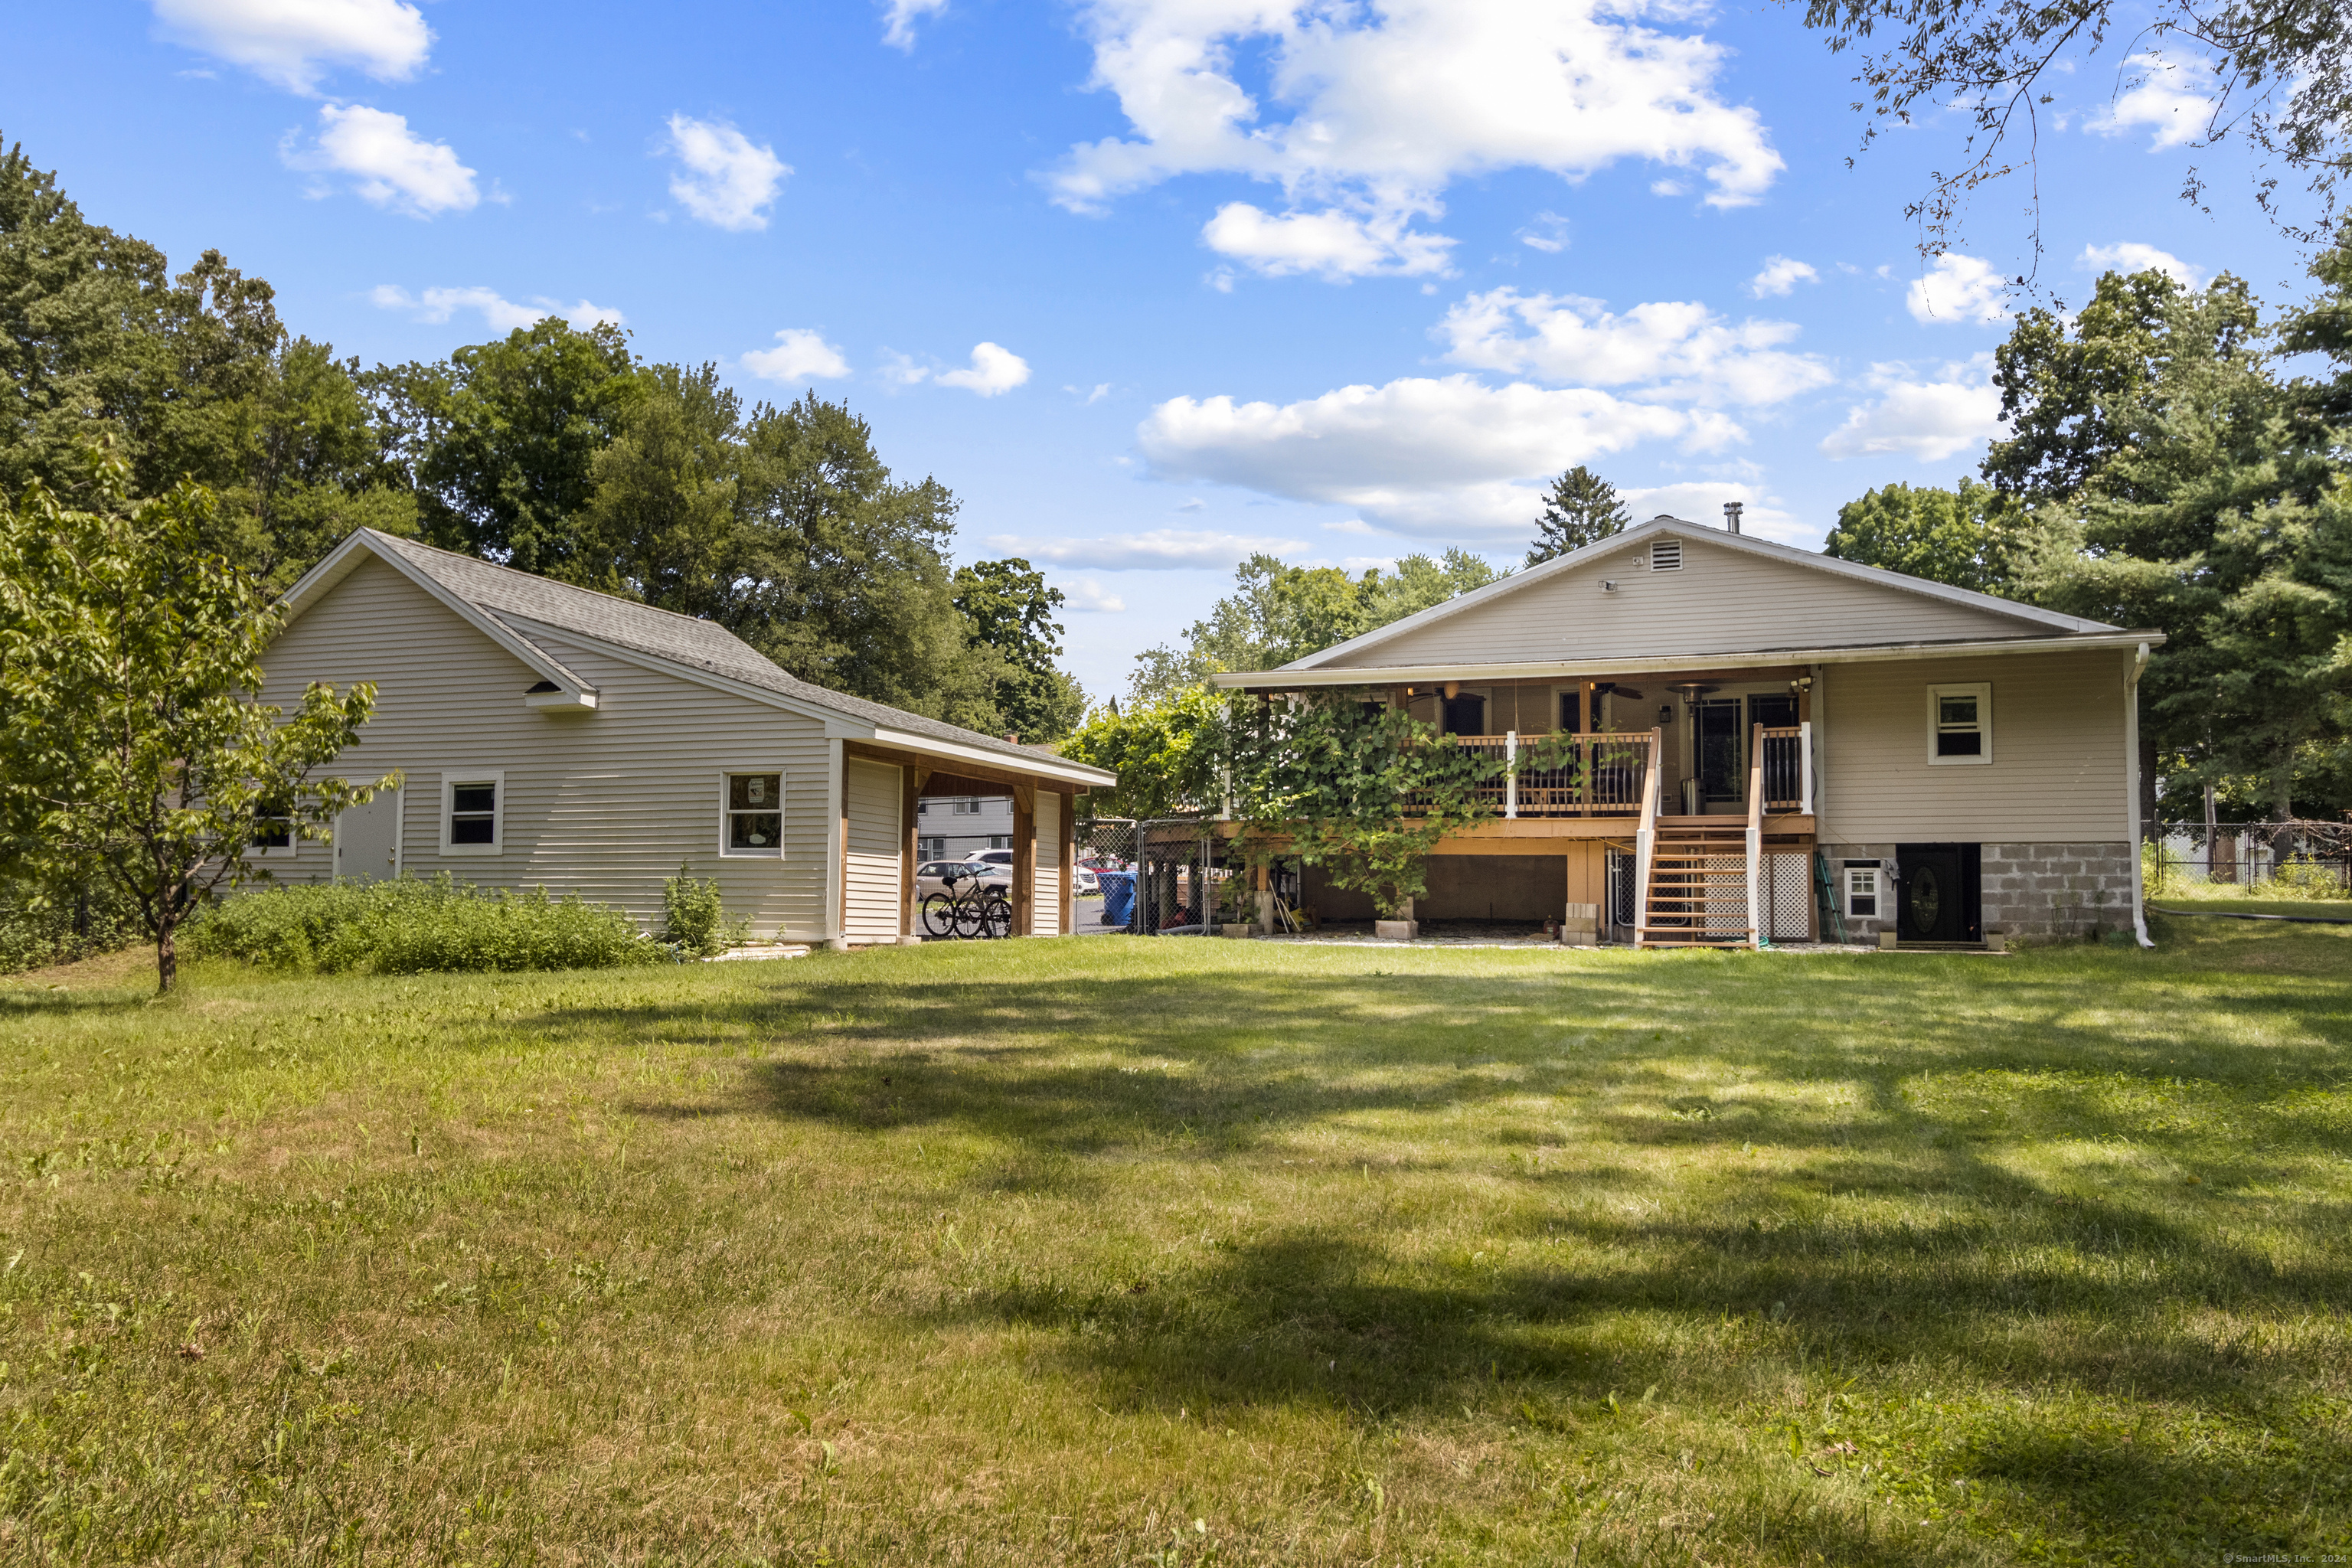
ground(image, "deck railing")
xmin=1759 ymin=724 xmax=1811 ymax=814
xmin=1443 ymin=732 xmax=1655 ymax=818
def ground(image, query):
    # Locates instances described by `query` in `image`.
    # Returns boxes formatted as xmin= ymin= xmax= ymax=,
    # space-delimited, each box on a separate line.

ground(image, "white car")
xmin=916 ymin=859 xmax=1005 ymax=900
xmin=967 ymin=849 xmax=1098 ymax=895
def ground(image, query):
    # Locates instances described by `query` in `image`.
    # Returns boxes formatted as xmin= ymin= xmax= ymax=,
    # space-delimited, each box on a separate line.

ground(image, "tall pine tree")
xmin=1527 ymin=466 xmax=1630 ymax=565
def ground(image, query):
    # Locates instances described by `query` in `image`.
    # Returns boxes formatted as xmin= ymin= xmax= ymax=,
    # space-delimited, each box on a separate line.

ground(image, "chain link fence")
xmin=1073 ymin=815 xmax=1289 ymax=935
xmin=2147 ymin=818 xmax=2352 ymax=897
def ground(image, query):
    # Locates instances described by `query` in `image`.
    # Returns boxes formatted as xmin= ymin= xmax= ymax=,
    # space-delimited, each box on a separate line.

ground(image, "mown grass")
xmin=1 ymin=914 xmax=2347 ymax=1566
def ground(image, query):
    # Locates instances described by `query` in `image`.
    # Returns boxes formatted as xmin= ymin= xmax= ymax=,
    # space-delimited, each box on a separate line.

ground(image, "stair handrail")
xmin=1633 ymin=727 xmax=1661 ymax=943
xmin=1746 ymin=720 xmax=1766 ymax=949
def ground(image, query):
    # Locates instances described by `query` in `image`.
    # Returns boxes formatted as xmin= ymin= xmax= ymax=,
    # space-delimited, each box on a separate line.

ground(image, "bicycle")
xmin=920 ymin=865 xmax=1012 ymax=939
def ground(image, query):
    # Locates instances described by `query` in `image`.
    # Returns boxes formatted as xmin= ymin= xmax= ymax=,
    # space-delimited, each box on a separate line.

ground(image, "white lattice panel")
xmin=1769 ymin=853 xmax=1813 ymax=941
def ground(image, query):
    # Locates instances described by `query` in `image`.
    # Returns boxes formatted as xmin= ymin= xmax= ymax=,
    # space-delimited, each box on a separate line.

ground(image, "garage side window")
xmin=440 ymin=772 xmax=504 ymax=856
xmin=724 ymin=772 xmax=783 ymax=857
xmin=1928 ymin=682 xmax=1991 ymax=765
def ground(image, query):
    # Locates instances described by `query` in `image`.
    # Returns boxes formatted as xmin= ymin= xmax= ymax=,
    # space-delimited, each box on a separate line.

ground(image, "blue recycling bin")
xmin=1097 ymin=869 xmax=1135 ymax=929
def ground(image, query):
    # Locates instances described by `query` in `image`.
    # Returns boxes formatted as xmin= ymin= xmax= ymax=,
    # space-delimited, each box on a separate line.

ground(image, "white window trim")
xmin=244 ymin=805 xmax=299 ymax=861
xmin=1926 ymin=681 xmax=1993 ymax=766
xmin=1844 ymin=864 xmax=1880 ymax=920
xmin=439 ymin=769 xmax=505 ymax=857
xmin=718 ymin=767 xmax=786 ymax=859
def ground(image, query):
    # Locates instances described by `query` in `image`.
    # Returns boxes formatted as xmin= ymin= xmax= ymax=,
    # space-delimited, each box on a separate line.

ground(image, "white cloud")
xmin=934 ymin=342 xmax=1031 ymax=397
xmin=1906 ymin=253 xmax=2008 ymax=325
xmin=1062 ymin=579 xmax=1128 ymax=612
xmin=1138 ymin=374 xmax=1706 ymax=537
xmin=1517 ymin=211 xmax=1572 ymax=253
xmin=2079 ymin=241 xmax=2207 ymax=289
xmin=287 ymin=106 xmax=479 ymax=217
xmin=1819 ymin=354 xmax=2004 ymax=462
xmin=880 ymin=0 xmax=949 ymax=49
xmin=370 ymin=285 xmax=623 ymax=333
xmin=663 ymin=116 xmax=789 ymax=231
xmin=1050 ymin=0 xmax=1782 ymax=282
xmin=984 ymin=530 xmax=1311 ymax=570
xmin=153 ymin=0 xmax=430 ymax=94
xmin=742 ymin=328 xmax=851 ymax=381
xmin=1435 ymin=287 xmax=1834 ymax=407
xmin=2092 ymin=51 xmax=2220 ymax=149
xmin=1202 ymin=201 xmax=1455 ymax=280
xmin=1748 ymin=256 xmax=1818 ymax=298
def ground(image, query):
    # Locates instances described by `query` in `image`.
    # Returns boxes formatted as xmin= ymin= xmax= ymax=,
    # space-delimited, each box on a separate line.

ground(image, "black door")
xmin=1895 ymin=843 xmax=1981 ymax=942
xmin=1442 ymin=694 xmax=1486 ymax=735
xmin=1749 ymin=692 xmax=1798 ymax=730
xmin=1697 ymin=699 xmax=1744 ymax=802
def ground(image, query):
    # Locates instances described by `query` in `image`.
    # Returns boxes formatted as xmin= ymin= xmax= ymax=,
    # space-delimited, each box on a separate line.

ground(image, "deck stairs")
xmin=1632 ymin=720 xmax=1769 ymax=949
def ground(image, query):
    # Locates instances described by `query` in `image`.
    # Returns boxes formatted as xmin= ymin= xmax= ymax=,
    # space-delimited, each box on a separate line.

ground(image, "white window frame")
xmin=244 ymin=800 xmax=299 ymax=861
xmin=1844 ymin=864 xmax=1881 ymax=920
xmin=437 ymin=770 xmax=504 ymax=857
xmin=718 ymin=768 xmax=786 ymax=859
xmin=1926 ymin=682 xmax=1993 ymax=766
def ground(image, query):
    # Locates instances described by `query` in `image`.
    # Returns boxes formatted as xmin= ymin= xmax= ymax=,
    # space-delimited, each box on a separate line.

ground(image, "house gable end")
xmin=1306 ymin=526 xmax=2078 ymax=670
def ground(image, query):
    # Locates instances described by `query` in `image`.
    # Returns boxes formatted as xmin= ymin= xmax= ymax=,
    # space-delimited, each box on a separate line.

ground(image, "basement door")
xmin=1895 ymin=843 xmax=1981 ymax=942
xmin=333 ymin=786 xmax=401 ymax=882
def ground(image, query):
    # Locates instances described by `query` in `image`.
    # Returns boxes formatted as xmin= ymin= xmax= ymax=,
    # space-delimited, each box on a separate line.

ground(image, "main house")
xmin=1211 ymin=512 xmax=2162 ymax=948
xmin=254 ymin=529 xmax=1115 ymax=946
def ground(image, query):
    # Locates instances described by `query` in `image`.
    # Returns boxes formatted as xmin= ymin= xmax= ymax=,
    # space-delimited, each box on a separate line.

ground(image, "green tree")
xmin=571 ymin=361 xmax=743 ymax=609
xmin=1823 ymin=478 xmax=2024 ymax=593
xmin=372 ymin=318 xmax=645 ymax=577
xmin=1788 ymin=0 xmax=2352 ymax=252
xmin=0 ymin=448 xmax=388 ymax=991
xmin=952 ymin=557 xmax=1088 ymax=743
xmin=1991 ymin=262 xmax=2352 ymax=819
xmin=1129 ymin=549 xmax=1504 ymax=702
xmin=2 ymin=144 xmax=412 ymax=589
xmin=1527 ymin=466 xmax=1631 ymax=564
xmin=1058 ymin=686 xmax=1230 ymax=819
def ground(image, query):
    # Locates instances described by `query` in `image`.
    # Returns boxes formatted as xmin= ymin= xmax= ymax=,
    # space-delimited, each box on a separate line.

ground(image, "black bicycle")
xmin=921 ymin=865 xmax=1012 ymax=939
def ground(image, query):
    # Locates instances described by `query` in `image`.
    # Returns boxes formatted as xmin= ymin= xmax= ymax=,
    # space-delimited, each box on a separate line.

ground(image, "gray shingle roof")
xmin=363 ymin=531 xmax=1082 ymax=773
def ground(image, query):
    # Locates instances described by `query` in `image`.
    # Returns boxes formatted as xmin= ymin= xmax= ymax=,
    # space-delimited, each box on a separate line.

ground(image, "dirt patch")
xmin=2 ymin=946 xmax=154 ymax=992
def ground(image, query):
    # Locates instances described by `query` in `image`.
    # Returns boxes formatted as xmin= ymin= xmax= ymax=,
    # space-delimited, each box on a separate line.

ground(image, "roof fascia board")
xmin=276 ymin=531 xmax=597 ymax=699
xmin=869 ymin=726 xmax=1116 ymax=787
xmin=273 ymin=528 xmax=378 ymax=626
xmin=1212 ymin=629 xmax=2166 ymax=688
xmin=1284 ymin=517 xmax=2103 ymax=671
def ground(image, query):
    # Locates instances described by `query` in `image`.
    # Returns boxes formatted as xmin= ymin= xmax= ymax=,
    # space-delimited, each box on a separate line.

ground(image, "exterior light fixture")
xmin=1602 ymin=579 xmax=1618 ymax=593
xmin=1442 ymin=681 xmax=1460 ymax=700
xmin=1658 ymin=705 xmax=1674 ymax=726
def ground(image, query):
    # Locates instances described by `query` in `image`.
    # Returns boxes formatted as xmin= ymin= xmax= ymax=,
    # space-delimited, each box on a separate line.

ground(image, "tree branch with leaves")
xmin=0 ymin=445 xmax=390 ymax=990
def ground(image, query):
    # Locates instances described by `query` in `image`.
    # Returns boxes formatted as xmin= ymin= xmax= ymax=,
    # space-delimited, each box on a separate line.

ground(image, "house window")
xmin=1844 ymin=864 xmax=1880 ymax=920
xmin=724 ymin=772 xmax=783 ymax=857
xmin=952 ymin=798 xmax=982 ymax=814
xmin=1651 ymin=539 xmax=1683 ymax=571
xmin=920 ymin=836 xmax=946 ymax=860
xmin=988 ymin=835 xmax=1011 ymax=850
xmin=248 ymin=802 xmax=296 ymax=859
xmin=916 ymin=799 xmax=929 ymax=816
xmin=1928 ymin=683 xmax=1991 ymax=765
xmin=439 ymin=772 xmax=504 ymax=856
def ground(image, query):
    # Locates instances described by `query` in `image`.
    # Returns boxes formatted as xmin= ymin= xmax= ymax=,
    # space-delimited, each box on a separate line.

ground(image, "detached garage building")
xmin=256 ymin=529 xmax=1113 ymax=946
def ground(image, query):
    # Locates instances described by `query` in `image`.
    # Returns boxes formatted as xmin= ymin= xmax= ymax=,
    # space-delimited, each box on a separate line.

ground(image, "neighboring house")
xmin=1210 ymin=512 xmax=2163 ymax=948
xmin=914 ymin=794 xmax=1015 ymax=861
xmin=255 ymin=530 xmax=1113 ymax=946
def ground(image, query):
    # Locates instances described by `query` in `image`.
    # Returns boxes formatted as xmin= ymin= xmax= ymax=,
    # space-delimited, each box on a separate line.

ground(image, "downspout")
xmin=2125 ymin=642 xmax=2153 ymax=949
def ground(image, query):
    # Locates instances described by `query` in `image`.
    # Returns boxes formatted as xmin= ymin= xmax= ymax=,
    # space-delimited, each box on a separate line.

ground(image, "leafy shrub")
xmin=2262 ymin=857 xmax=2350 ymax=900
xmin=185 ymin=875 xmax=669 ymax=974
xmin=661 ymin=864 xmax=747 ymax=957
xmin=0 ymin=874 xmax=144 ymax=974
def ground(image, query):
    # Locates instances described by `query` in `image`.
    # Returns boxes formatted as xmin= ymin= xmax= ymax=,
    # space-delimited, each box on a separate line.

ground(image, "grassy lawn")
xmin=2 ymin=916 xmax=2347 ymax=1566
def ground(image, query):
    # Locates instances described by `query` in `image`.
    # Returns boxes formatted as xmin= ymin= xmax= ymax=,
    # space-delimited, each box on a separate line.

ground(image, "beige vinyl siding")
xmin=1338 ymin=533 xmax=2052 ymax=668
xmin=1818 ymin=648 xmax=2131 ymax=844
xmin=256 ymin=554 xmax=830 ymax=939
xmin=843 ymin=759 xmax=904 ymax=942
xmin=1033 ymin=789 xmax=1061 ymax=935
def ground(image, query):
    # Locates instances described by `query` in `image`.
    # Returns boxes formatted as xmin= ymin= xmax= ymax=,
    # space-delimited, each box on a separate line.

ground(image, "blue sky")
xmin=2 ymin=1 xmax=2317 ymax=699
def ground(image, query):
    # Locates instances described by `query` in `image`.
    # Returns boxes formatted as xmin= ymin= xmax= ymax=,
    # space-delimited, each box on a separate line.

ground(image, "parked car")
xmin=966 ymin=848 xmax=1099 ymax=895
xmin=916 ymin=859 xmax=1005 ymax=900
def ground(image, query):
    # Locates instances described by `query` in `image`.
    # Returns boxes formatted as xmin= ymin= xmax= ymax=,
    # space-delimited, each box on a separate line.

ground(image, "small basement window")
xmin=1650 ymin=539 xmax=1683 ymax=571
xmin=1928 ymin=682 xmax=1992 ymax=765
xmin=1844 ymin=864 xmax=1880 ymax=920
xmin=724 ymin=772 xmax=783 ymax=857
xmin=249 ymin=802 xmax=296 ymax=859
xmin=441 ymin=772 xmax=503 ymax=855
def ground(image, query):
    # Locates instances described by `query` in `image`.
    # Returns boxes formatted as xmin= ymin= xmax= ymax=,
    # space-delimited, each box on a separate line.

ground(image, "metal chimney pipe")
xmin=1723 ymin=501 xmax=1743 ymax=534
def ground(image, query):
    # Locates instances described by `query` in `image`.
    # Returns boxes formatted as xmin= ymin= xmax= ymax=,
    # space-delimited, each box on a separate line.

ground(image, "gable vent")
xmin=1650 ymin=539 xmax=1684 ymax=571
